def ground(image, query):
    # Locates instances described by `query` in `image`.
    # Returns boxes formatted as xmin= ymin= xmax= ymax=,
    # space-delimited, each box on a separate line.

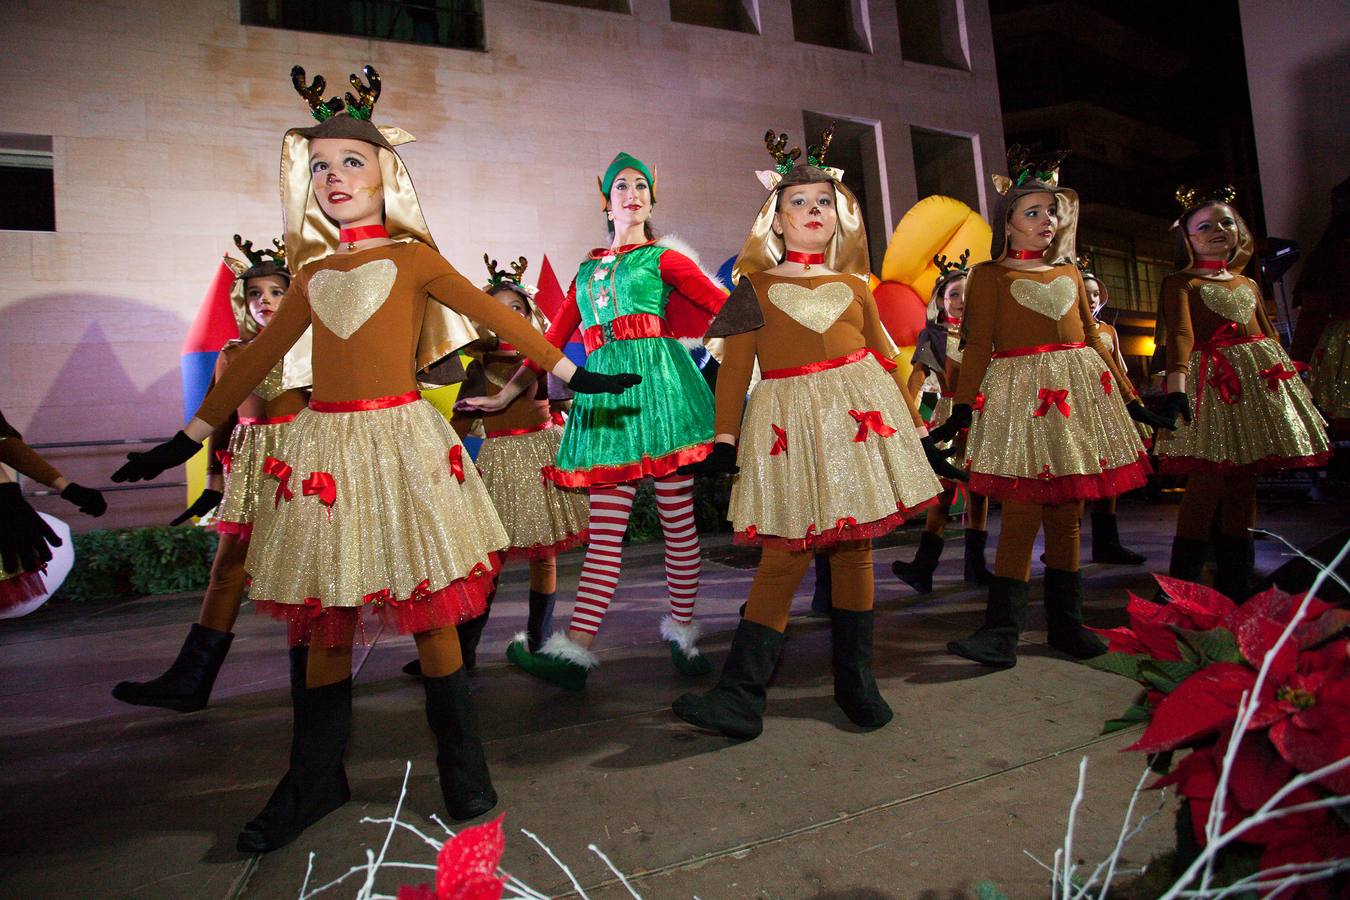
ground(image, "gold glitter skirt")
xmin=216 ymin=418 xmax=293 ymax=541
xmin=477 ymin=423 xmax=589 ymax=560
xmin=1310 ymin=318 xmax=1350 ymax=421
xmin=1157 ymin=338 xmax=1330 ymax=475
xmin=245 ymin=395 xmax=506 ymax=646
xmin=730 ymin=351 xmax=942 ymax=551
xmin=966 ymin=345 xmax=1149 ymax=503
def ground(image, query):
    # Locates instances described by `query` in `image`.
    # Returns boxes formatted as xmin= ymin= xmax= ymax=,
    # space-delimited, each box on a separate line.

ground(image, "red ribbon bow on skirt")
xmin=262 ymin=456 xmax=293 ymax=506
xmin=1196 ymin=322 xmax=1251 ymax=409
xmin=1258 ymin=362 xmax=1307 ymax=390
xmin=770 ymin=424 xmax=788 ymax=456
xmin=215 ymin=450 xmax=233 ymax=474
xmin=448 ymin=446 xmax=466 ymax=483
xmin=302 ymin=471 xmax=337 ymax=519
xmin=1033 ymin=388 xmax=1071 ymax=418
xmin=1100 ymin=371 xmax=1114 ymax=395
xmin=848 ymin=409 xmax=896 ymax=442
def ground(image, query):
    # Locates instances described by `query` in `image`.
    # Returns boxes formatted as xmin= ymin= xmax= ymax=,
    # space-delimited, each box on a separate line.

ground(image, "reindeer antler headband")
xmin=483 ymin=254 xmax=529 ymax=289
xmin=991 ymin=144 xmax=1070 ymax=195
xmin=756 ymin=124 xmax=844 ymax=190
xmin=1175 ymin=184 xmax=1237 ymax=215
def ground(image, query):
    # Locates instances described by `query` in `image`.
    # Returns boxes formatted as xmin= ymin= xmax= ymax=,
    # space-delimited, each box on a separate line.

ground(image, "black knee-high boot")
xmin=236 ymin=677 xmax=352 ymax=853
xmin=1091 ymin=511 xmax=1146 ymax=565
xmin=1213 ymin=535 xmax=1254 ymax=603
xmin=672 ymin=619 xmax=785 ymax=740
xmin=963 ymin=529 xmax=993 ymax=585
xmin=526 ymin=589 xmax=555 ymax=652
xmin=1043 ymin=568 xmax=1108 ymax=659
xmin=891 ymin=531 xmax=945 ymax=594
xmin=422 ymin=669 xmax=497 ymax=820
xmin=112 ymin=623 xmax=234 ymax=712
xmin=830 ymin=608 xmax=892 ymax=727
xmin=810 ymin=554 xmax=832 ymax=615
xmin=947 ymin=576 xmax=1029 ymax=668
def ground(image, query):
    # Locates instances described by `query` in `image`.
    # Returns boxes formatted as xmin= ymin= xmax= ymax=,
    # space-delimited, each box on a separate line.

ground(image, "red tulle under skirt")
xmin=0 ymin=571 xmax=46 ymax=613
xmin=503 ymin=529 xmax=589 ymax=562
xmin=214 ymin=520 xmax=254 ymax=542
xmin=734 ymin=496 xmax=940 ymax=553
xmin=1158 ymin=450 xmax=1331 ymax=478
xmin=970 ymin=453 xmax=1152 ymax=504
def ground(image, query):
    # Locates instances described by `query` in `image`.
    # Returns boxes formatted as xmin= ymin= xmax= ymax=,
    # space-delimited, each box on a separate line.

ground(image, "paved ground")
xmin=0 ymin=494 xmax=1342 ymax=899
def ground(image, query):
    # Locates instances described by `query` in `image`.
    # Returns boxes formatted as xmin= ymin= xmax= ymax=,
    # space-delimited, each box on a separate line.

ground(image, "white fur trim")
xmin=660 ymin=616 xmax=702 ymax=656
xmin=539 ymin=632 xmax=599 ymax=669
xmin=506 ymin=631 xmax=530 ymax=650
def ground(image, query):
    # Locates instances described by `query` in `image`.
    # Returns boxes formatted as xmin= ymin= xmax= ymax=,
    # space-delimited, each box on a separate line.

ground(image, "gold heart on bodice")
xmin=1200 ymin=281 xmax=1257 ymax=325
xmin=1098 ymin=328 xmax=1115 ymax=353
xmin=308 ymin=259 xmax=398 ymax=340
xmin=1009 ymin=275 xmax=1077 ymax=321
xmin=766 ymin=280 xmax=855 ymax=334
xmin=252 ymin=359 xmax=288 ymax=402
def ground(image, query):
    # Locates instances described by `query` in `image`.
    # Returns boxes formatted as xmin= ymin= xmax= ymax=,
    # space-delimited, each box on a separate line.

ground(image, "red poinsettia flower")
xmin=1268 ymin=643 xmax=1350 ymax=794
xmin=1128 ymin=662 xmax=1282 ymax=753
xmin=1091 ymin=581 xmax=1236 ymax=661
xmin=398 ymin=814 xmax=508 ymax=900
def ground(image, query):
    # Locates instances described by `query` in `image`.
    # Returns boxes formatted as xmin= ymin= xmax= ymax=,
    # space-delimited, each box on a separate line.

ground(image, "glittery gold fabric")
xmin=1200 ymin=282 xmax=1258 ymax=324
xmin=1156 ymin=339 xmax=1330 ymax=469
xmin=967 ymin=346 xmax=1144 ymax=481
xmin=1009 ymin=276 xmax=1077 ymax=321
xmin=730 ymin=355 xmax=941 ymax=540
xmin=252 ymin=358 xmax=289 ymax=402
xmin=308 ymin=259 xmax=398 ymax=340
xmin=216 ymin=421 xmax=292 ymax=528
xmin=1309 ymin=318 xmax=1350 ymax=420
xmin=476 ymin=426 xmax=589 ymax=556
xmin=765 ymin=281 xmax=855 ymax=333
xmin=244 ymin=400 xmax=508 ymax=612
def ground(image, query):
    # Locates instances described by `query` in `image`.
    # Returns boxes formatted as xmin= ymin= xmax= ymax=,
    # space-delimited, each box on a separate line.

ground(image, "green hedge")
xmin=53 ymin=527 xmax=219 ymax=603
xmin=625 ymin=474 xmax=732 ymax=544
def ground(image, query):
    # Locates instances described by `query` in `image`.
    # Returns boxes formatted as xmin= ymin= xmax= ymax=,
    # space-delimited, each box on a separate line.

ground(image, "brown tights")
xmin=1176 ymin=470 xmax=1258 ymax=541
xmin=993 ymin=500 xmax=1083 ymax=581
xmin=744 ymin=539 xmax=874 ymax=633
xmin=305 ymin=626 xmax=463 ymax=688
xmin=529 ymin=556 xmax=557 ymax=594
xmin=196 ymin=532 xmax=249 ymax=633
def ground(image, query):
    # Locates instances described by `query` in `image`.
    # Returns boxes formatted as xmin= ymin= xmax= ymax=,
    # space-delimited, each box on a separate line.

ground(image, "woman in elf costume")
xmin=1154 ymin=187 xmax=1329 ymax=601
xmin=671 ymin=128 xmax=955 ymax=740
xmin=111 ymin=65 xmax=636 ymax=851
xmin=1078 ymin=255 xmax=1150 ymax=566
xmin=930 ymin=146 xmax=1173 ymax=669
xmin=464 ymin=152 xmax=728 ymax=690
xmin=113 ymin=236 xmax=312 ymax=712
xmin=404 ymin=255 xmax=589 ymax=674
xmin=1 ymin=410 xmax=106 ymax=611
xmin=891 ymin=250 xmax=993 ymax=594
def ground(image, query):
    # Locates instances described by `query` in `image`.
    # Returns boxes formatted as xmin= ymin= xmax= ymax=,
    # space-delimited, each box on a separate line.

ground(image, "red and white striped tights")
xmin=568 ymin=474 xmax=700 ymax=636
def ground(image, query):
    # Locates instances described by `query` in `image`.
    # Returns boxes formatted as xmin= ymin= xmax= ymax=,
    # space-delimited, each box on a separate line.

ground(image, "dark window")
xmin=537 ymin=0 xmax=631 ymax=11
xmin=670 ymin=0 xmax=756 ymax=33
xmin=241 ymin=0 xmax=485 ymax=50
xmin=791 ymin=0 xmax=870 ymax=53
xmin=896 ymin=0 xmax=969 ymax=70
xmin=910 ymin=127 xmax=979 ymax=212
xmin=0 ymin=134 xmax=55 ymax=233
xmin=803 ymin=112 xmax=888 ymax=267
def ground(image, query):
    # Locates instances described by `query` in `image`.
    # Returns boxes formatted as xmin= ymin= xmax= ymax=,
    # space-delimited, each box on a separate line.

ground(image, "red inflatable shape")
xmin=873 ymin=281 xmax=926 ymax=346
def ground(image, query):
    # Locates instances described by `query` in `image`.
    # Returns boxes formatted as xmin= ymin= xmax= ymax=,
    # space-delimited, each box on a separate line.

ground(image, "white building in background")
xmin=0 ymin=0 xmax=1004 ymax=527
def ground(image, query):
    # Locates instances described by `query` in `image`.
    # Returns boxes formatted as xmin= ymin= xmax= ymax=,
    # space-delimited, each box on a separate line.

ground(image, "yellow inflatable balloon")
xmin=880 ymin=195 xmax=992 ymax=303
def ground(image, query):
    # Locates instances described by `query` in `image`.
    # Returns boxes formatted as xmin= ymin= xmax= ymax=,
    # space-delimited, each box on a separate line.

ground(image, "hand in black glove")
xmin=928 ymin=403 xmax=973 ymax=445
xmin=678 ymin=441 xmax=739 ymax=476
xmin=922 ymin=435 xmax=969 ymax=483
xmin=1157 ymin=391 xmax=1192 ymax=426
xmin=60 ymin=482 xmax=107 ymax=517
xmin=111 ymin=431 xmax=201 ymax=483
xmin=568 ymin=367 xmax=642 ymax=395
xmin=0 ymin=482 xmax=60 ymax=573
xmin=1126 ymin=399 xmax=1178 ymax=432
xmin=170 ymin=488 xmax=223 ymax=526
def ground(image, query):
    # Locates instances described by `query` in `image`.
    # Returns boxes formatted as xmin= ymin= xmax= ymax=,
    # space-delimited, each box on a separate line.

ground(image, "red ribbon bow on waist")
xmin=449 ymin=446 xmax=465 ymax=483
xmin=770 ymin=424 xmax=788 ymax=456
xmin=1100 ymin=371 xmax=1114 ymax=395
xmin=972 ymin=392 xmax=987 ymax=413
xmin=262 ymin=456 xmax=293 ymax=506
xmin=302 ymin=471 xmax=337 ymax=519
xmin=215 ymin=450 xmax=233 ymax=474
xmin=1196 ymin=322 xmax=1247 ymax=409
xmin=1033 ymin=388 xmax=1071 ymax=418
xmin=848 ymin=409 xmax=896 ymax=442
xmin=1258 ymin=362 xmax=1307 ymax=391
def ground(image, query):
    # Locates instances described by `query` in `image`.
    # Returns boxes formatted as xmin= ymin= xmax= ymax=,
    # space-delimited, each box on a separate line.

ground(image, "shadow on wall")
xmin=0 ymin=293 xmax=187 ymax=531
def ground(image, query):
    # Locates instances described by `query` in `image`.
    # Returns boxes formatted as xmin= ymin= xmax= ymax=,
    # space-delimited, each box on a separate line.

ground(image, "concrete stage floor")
xmin=1 ymin=496 xmax=1342 ymax=899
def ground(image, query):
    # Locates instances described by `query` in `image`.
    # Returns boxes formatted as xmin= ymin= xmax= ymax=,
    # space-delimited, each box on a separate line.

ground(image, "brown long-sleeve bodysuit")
xmin=1161 ymin=273 xmax=1277 ymax=371
xmin=0 ymin=411 xmax=63 ymax=488
xmin=195 ymin=242 xmax=565 ymax=427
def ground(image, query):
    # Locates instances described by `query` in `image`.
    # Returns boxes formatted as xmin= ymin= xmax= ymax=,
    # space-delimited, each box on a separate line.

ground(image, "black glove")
xmin=59 ymin=482 xmax=107 ymax=517
xmin=922 ymin=435 xmax=969 ymax=483
xmin=928 ymin=403 xmax=973 ymax=444
xmin=1157 ymin=391 xmax=1192 ymax=425
xmin=1127 ymin=399 xmax=1178 ymax=432
xmin=678 ymin=441 xmax=739 ymax=475
xmin=170 ymin=488 xmax=223 ymax=526
xmin=111 ymin=431 xmax=201 ymax=483
xmin=0 ymin=482 xmax=60 ymax=574
xmin=568 ymin=367 xmax=642 ymax=395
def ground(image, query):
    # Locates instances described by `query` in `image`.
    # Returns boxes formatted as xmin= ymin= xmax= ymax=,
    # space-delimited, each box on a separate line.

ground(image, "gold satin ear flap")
xmin=829 ymin=181 xmax=870 ymax=276
xmin=228 ymin=276 xmax=259 ymax=340
xmin=377 ymin=125 xmax=416 ymax=147
xmin=992 ymin=173 xmax=1013 ymax=195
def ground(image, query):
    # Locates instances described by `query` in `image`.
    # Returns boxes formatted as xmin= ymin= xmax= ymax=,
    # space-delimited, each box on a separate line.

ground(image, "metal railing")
xmin=17 ymin=436 xmax=185 ymax=496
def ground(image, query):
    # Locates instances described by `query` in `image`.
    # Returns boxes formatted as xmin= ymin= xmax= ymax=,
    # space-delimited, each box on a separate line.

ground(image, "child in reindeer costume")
xmin=110 ymin=65 xmax=637 ymax=851
xmin=113 ymin=236 xmax=312 ymax=712
xmin=1154 ymin=186 xmax=1330 ymax=601
xmin=672 ymin=128 xmax=956 ymax=740
xmin=930 ymin=146 xmax=1173 ymax=669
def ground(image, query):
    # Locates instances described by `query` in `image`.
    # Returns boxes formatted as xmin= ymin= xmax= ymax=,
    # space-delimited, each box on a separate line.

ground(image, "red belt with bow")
xmin=1196 ymin=323 xmax=1263 ymax=410
xmin=992 ymin=341 xmax=1085 ymax=359
xmin=238 ymin=414 xmax=298 ymax=426
xmin=1258 ymin=361 xmax=1308 ymax=391
xmin=582 ymin=314 xmax=671 ymax=353
xmin=762 ymin=347 xmax=897 ymax=379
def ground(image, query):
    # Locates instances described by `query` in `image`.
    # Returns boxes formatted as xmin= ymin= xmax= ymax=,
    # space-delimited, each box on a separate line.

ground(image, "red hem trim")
xmin=214 ymin=520 xmax=254 ymax=542
xmin=969 ymin=453 xmax=1152 ymax=503
xmin=543 ymin=442 xmax=711 ymax=487
xmin=1159 ymin=451 xmax=1331 ymax=477
xmin=734 ymin=495 xmax=940 ymax=552
xmin=0 ymin=571 xmax=46 ymax=611
xmin=237 ymin=414 xmax=297 ymax=426
xmin=309 ymin=391 xmax=421 ymax=413
xmin=761 ymin=348 xmax=895 ymax=380
xmin=503 ymin=529 xmax=589 ymax=561
xmin=485 ymin=420 xmax=554 ymax=440
xmin=253 ymin=552 xmax=502 ymax=647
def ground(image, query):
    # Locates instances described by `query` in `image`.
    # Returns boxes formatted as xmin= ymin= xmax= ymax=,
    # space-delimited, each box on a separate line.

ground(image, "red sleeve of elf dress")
xmin=543 ymin=279 xmax=582 ymax=350
xmin=658 ymin=250 xmax=729 ymax=339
